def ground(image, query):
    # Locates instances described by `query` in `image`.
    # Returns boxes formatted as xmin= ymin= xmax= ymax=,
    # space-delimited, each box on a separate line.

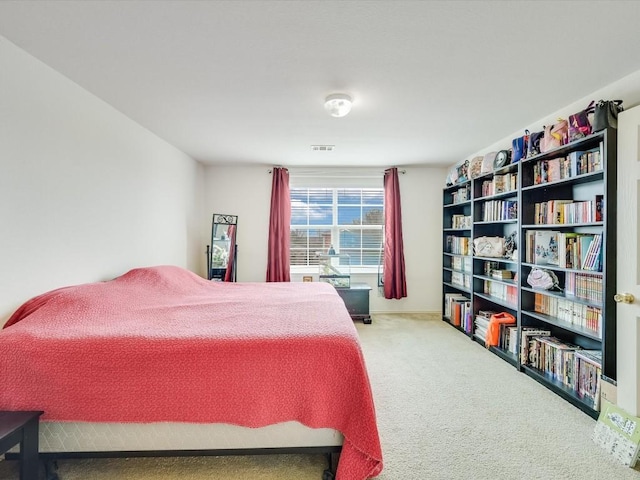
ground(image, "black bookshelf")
xmin=442 ymin=128 xmax=617 ymax=417
xmin=443 ymin=181 xmax=473 ymax=334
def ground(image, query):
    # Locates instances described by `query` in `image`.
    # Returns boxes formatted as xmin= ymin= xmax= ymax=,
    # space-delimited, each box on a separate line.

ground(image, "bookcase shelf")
xmin=489 ymin=346 xmax=518 ymax=367
xmin=522 ymin=365 xmax=598 ymax=418
xmin=474 ymin=220 xmax=518 ymax=225
xmin=442 ymin=128 xmax=616 ymax=419
xmin=443 ymin=282 xmax=472 ymax=294
xmin=521 ymin=222 xmax=603 ymax=229
xmin=520 ymin=170 xmax=604 ymax=191
xmin=474 ymin=292 xmax=517 ymax=310
xmin=521 ymin=286 xmax=603 ymax=308
xmin=474 ymin=256 xmax=517 ymax=265
xmin=474 ymin=274 xmax=517 ymax=286
xmin=521 ymin=310 xmax=603 ymax=341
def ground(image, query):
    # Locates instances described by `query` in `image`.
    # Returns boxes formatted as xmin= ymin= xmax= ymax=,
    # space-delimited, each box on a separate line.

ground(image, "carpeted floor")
xmin=1 ymin=313 xmax=639 ymax=479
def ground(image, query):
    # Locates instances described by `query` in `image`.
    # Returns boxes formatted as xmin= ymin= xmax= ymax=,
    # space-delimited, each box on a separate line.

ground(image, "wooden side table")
xmin=0 ymin=411 xmax=43 ymax=480
xmin=336 ymin=283 xmax=372 ymax=324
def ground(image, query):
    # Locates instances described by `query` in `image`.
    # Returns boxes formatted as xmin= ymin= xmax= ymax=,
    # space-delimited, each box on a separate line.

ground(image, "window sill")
xmin=290 ymin=266 xmax=379 ymax=276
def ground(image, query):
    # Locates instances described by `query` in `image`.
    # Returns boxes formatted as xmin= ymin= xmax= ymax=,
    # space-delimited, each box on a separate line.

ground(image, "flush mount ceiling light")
xmin=324 ymin=93 xmax=353 ymax=118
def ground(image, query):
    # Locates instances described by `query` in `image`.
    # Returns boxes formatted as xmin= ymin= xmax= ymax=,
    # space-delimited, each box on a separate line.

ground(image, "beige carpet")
xmin=2 ymin=313 xmax=639 ymax=479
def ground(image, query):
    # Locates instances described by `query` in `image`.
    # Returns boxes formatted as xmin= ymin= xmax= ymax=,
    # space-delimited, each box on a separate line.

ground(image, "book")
xmin=474 ymin=315 xmax=491 ymax=342
xmin=536 ymin=336 xmax=580 ymax=382
xmin=491 ymin=270 xmax=513 ymax=280
xmin=574 ymin=349 xmax=603 ymax=368
xmin=520 ymin=328 xmax=551 ymax=365
xmin=557 ymin=232 xmax=580 ymax=268
xmin=534 ymin=230 xmax=560 ymax=265
xmin=508 ymin=327 xmax=519 ymax=355
xmin=593 ymin=401 xmax=640 ymax=467
xmin=595 ymin=194 xmax=604 ymax=222
xmin=568 ymin=150 xmax=585 ymax=176
xmin=582 ymin=233 xmax=603 ymax=271
xmin=444 ymin=293 xmax=467 ymax=318
xmin=547 ymin=158 xmax=562 ymax=182
xmin=577 ymin=234 xmax=595 ymax=268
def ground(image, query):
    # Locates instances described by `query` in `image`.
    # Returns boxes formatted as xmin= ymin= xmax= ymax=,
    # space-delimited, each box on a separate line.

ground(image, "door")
xmin=617 ymin=105 xmax=640 ymax=416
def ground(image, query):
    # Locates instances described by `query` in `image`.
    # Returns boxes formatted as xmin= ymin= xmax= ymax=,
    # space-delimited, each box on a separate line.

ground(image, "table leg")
xmin=20 ymin=418 xmax=39 ymax=480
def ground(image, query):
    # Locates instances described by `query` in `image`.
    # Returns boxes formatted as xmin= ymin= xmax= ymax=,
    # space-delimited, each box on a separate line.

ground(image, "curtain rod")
xmin=267 ymin=168 xmax=406 ymax=176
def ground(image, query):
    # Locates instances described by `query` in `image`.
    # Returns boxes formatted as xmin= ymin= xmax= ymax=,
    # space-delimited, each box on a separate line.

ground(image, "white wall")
xmin=463 ymin=69 xmax=640 ymax=161
xmin=202 ymin=166 xmax=272 ymax=281
xmin=0 ymin=36 xmax=203 ymax=325
xmin=203 ymin=165 xmax=446 ymax=313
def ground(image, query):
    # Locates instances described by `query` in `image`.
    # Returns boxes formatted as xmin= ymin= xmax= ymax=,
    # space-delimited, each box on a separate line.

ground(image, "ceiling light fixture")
xmin=324 ymin=93 xmax=353 ymax=118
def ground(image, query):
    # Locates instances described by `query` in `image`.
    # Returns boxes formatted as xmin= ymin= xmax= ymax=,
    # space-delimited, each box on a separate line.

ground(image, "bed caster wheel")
xmin=363 ymin=317 xmax=372 ymax=324
xmin=322 ymin=469 xmax=335 ymax=480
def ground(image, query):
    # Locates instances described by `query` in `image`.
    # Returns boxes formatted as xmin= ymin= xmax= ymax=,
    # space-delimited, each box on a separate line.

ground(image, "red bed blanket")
xmin=0 ymin=266 xmax=382 ymax=479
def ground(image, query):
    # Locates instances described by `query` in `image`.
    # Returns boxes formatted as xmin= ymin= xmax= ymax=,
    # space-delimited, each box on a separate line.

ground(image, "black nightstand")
xmin=0 ymin=411 xmax=43 ymax=480
xmin=336 ymin=283 xmax=372 ymax=324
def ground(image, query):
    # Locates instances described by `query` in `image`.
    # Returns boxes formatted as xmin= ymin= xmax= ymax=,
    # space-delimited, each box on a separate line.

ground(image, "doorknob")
xmin=614 ymin=293 xmax=635 ymax=304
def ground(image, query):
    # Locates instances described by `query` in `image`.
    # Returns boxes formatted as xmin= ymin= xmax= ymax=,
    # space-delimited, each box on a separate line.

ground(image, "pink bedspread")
xmin=0 ymin=266 xmax=382 ymax=479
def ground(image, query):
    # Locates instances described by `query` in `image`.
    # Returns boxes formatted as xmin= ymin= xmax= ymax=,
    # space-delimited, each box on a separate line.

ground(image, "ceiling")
xmin=1 ymin=1 xmax=640 ymax=168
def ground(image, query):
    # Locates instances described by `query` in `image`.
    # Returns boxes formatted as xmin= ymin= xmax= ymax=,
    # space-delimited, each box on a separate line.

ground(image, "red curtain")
xmin=266 ymin=167 xmax=291 ymax=282
xmin=224 ymin=225 xmax=236 ymax=282
xmin=383 ymin=168 xmax=407 ymax=299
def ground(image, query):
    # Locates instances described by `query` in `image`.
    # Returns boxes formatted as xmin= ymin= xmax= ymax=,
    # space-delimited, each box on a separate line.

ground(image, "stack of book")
xmin=494 ymin=323 xmax=518 ymax=352
xmin=444 ymin=293 xmax=471 ymax=332
xmin=480 ymin=173 xmax=518 ymax=196
xmin=481 ymin=200 xmax=517 ymax=222
xmin=520 ymin=327 xmax=552 ymax=364
xmin=491 ymin=270 xmax=513 ymax=280
xmin=581 ymin=233 xmax=603 ymax=271
xmin=526 ymin=336 xmax=581 ymax=386
xmin=533 ymin=200 xmax=574 ymax=225
xmin=451 ymin=186 xmax=469 ymax=204
xmin=484 ymin=280 xmax=517 ymax=304
xmin=533 ymin=195 xmax=603 ymax=225
xmin=473 ymin=310 xmax=496 ymax=343
xmin=533 ymin=156 xmax=571 ymax=184
xmin=568 ymin=147 xmax=603 ymax=175
xmin=555 ymin=232 xmax=600 ymax=270
xmin=533 ymin=293 xmax=602 ymax=335
xmin=451 ymin=271 xmax=471 ymax=289
xmin=521 ymin=332 xmax=604 ymax=410
xmin=507 ymin=326 xmax=518 ymax=356
xmin=574 ymin=350 xmax=602 ymax=409
xmin=565 ymin=272 xmax=603 ymax=303
xmin=532 ymin=147 xmax=602 ymax=185
xmin=452 ymin=256 xmax=472 ymax=273
xmin=451 ymin=214 xmax=472 ymax=229
xmin=445 ymin=235 xmax=470 ymax=255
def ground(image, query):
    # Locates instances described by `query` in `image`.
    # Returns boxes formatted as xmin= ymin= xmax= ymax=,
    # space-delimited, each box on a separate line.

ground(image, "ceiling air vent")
xmin=311 ymin=145 xmax=335 ymax=152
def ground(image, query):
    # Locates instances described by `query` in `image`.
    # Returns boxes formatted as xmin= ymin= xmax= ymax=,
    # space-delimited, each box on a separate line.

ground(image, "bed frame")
xmin=6 ymin=421 xmax=341 ymax=480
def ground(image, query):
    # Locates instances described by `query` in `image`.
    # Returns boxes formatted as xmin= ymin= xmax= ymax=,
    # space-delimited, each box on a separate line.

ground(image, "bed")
xmin=0 ymin=265 xmax=383 ymax=479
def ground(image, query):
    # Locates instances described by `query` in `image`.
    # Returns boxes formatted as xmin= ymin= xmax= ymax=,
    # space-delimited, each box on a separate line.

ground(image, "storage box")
xmin=600 ymin=375 xmax=617 ymax=405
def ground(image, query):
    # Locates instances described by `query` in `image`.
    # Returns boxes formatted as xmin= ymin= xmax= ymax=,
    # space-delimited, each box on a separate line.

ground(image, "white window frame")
xmin=290 ymin=187 xmax=384 ymax=274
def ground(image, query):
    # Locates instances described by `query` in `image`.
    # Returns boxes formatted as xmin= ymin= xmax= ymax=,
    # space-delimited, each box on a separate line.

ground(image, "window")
xmin=290 ymin=187 xmax=384 ymax=267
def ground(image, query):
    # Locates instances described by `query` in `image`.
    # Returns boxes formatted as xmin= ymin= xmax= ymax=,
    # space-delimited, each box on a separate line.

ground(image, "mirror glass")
xmin=209 ymin=214 xmax=237 ymax=281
